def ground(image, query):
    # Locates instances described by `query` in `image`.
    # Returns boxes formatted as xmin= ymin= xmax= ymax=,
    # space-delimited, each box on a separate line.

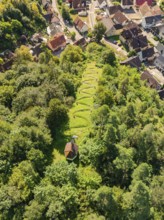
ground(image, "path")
xmin=65 ymin=62 xmax=102 ymax=144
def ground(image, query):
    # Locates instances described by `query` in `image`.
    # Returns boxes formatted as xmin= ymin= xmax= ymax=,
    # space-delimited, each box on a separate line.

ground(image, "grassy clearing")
xmin=53 ymin=62 xmax=102 ymax=156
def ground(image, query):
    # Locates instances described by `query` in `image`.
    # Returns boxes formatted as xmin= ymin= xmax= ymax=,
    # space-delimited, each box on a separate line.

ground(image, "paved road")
xmin=52 ymin=0 xmax=82 ymax=40
xmin=88 ymin=0 xmax=96 ymax=30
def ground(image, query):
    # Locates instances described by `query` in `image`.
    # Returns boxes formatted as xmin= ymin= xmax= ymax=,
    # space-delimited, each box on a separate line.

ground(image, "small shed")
xmin=64 ymin=141 xmax=78 ymax=161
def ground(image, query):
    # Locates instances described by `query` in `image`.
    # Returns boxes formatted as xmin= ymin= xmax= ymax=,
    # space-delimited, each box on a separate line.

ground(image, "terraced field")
xmin=66 ymin=62 xmax=102 ymax=144
xmin=53 ymin=62 xmax=102 ymax=155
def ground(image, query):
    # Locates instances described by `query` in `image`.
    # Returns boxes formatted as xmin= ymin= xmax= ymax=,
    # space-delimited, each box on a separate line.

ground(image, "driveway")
xmin=103 ymin=38 xmax=128 ymax=57
xmin=51 ymin=0 xmax=82 ymax=40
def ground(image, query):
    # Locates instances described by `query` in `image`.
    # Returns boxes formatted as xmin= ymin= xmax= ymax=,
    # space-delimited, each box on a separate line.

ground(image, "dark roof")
xmin=113 ymin=10 xmax=128 ymax=24
xmin=107 ymin=5 xmax=123 ymax=15
xmin=47 ymin=33 xmax=66 ymax=52
xmin=130 ymin=35 xmax=148 ymax=50
xmin=142 ymin=47 xmax=154 ymax=59
xmin=141 ymin=70 xmax=160 ymax=89
xmin=121 ymin=22 xmax=141 ymax=39
xmin=145 ymin=15 xmax=162 ymax=24
xmin=64 ymin=142 xmax=78 ymax=160
xmin=43 ymin=13 xmax=53 ymax=22
xmin=158 ymin=89 xmax=164 ymax=99
xmin=114 ymin=24 xmax=123 ymax=30
xmin=31 ymin=43 xmax=42 ymax=57
xmin=74 ymin=37 xmax=87 ymax=47
xmin=122 ymin=0 xmax=133 ymax=6
xmin=120 ymin=56 xmax=142 ymax=69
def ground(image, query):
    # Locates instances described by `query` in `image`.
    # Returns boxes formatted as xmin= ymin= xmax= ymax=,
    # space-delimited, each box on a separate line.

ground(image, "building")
xmin=142 ymin=15 xmax=162 ymax=29
xmin=158 ymin=89 xmax=164 ymax=99
xmin=112 ymin=11 xmax=128 ymax=26
xmin=152 ymin=23 xmax=164 ymax=40
xmin=97 ymin=0 xmax=107 ymax=9
xmin=135 ymin=0 xmax=153 ymax=6
xmin=101 ymin=17 xmax=122 ymax=37
xmin=156 ymin=42 xmax=164 ymax=56
xmin=141 ymin=70 xmax=161 ymax=90
xmin=69 ymin=0 xmax=87 ymax=9
xmin=0 ymin=50 xmax=15 ymax=72
xmin=64 ymin=141 xmax=78 ymax=161
xmin=120 ymin=21 xmax=142 ymax=43
xmin=106 ymin=5 xmax=123 ymax=16
xmin=120 ymin=56 xmax=142 ymax=69
xmin=74 ymin=37 xmax=87 ymax=47
xmin=47 ymin=23 xmax=63 ymax=36
xmin=121 ymin=0 xmax=134 ymax=9
xmin=47 ymin=33 xmax=66 ymax=52
xmin=128 ymin=34 xmax=148 ymax=52
xmin=138 ymin=47 xmax=155 ymax=61
xmin=74 ymin=16 xmax=88 ymax=33
xmin=154 ymin=55 xmax=164 ymax=73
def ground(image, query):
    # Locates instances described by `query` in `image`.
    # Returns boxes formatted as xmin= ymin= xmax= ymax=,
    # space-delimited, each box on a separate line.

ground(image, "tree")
xmin=123 ymin=181 xmax=151 ymax=220
xmin=46 ymin=98 xmax=69 ymax=136
xmin=101 ymin=49 xmax=116 ymax=65
xmin=70 ymin=31 xmax=76 ymax=41
xmin=93 ymin=22 xmax=106 ymax=43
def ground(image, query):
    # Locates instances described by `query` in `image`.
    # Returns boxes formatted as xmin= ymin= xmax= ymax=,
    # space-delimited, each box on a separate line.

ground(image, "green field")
xmin=53 ymin=62 xmax=102 ymax=154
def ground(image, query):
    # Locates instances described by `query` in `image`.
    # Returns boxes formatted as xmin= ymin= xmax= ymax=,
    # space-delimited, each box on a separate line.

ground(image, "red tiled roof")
xmin=136 ymin=0 xmax=153 ymax=6
xmin=47 ymin=33 xmax=66 ymax=52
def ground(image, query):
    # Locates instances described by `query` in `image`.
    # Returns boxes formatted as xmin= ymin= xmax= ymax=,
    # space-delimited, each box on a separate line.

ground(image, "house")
xmin=135 ymin=0 xmax=153 ymax=6
xmin=0 ymin=50 xmax=15 ymax=72
xmin=74 ymin=37 xmax=87 ymax=47
xmin=152 ymin=23 xmax=164 ymax=39
xmin=47 ymin=33 xmax=66 ymax=52
xmin=74 ymin=16 xmax=88 ymax=33
xmin=47 ymin=23 xmax=62 ymax=36
xmin=112 ymin=11 xmax=128 ymax=26
xmin=141 ymin=70 xmax=161 ymax=90
xmin=101 ymin=17 xmax=121 ymax=37
xmin=139 ymin=1 xmax=151 ymax=17
xmin=43 ymin=12 xmax=53 ymax=23
xmin=29 ymin=43 xmax=42 ymax=57
xmin=120 ymin=56 xmax=142 ymax=69
xmin=154 ymin=55 xmax=164 ymax=73
xmin=128 ymin=34 xmax=148 ymax=52
xmin=158 ymin=89 xmax=164 ymax=99
xmin=64 ymin=141 xmax=78 ymax=161
xmin=42 ymin=0 xmax=51 ymax=10
xmin=106 ymin=5 xmax=123 ymax=16
xmin=142 ymin=15 xmax=162 ymax=29
xmin=51 ymin=15 xmax=60 ymax=25
xmin=120 ymin=21 xmax=142 ymax=43
xmin=156 ymin=42 xmax=164 ymax=56
xmin=138 ymin=47 xmax=155 ymax=61
xmin=97 ymin=0 xmax=107 ymax=9
xmin=69 ymin=0 xmax=87 ymax=9
xmin=121 ymin=0 xmax=134 ymax=9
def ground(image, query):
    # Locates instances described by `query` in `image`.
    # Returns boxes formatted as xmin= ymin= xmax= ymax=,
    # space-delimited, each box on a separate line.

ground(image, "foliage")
xmin=93 ymin=22 xmax=106 ymax=43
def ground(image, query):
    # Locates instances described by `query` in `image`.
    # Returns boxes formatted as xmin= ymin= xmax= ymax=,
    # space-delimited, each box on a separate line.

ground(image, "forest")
xmin=0 ymin=0 xmax=164 ymax=219
xmin=0 ymin=41 xmax=163 ymax=219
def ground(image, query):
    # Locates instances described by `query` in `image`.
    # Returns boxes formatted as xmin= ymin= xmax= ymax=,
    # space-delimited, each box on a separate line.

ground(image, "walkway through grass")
xmin=53 ymin=62 xmax=102 ymax=156
xmin=66 ymin=62 xmax=102 ymax=144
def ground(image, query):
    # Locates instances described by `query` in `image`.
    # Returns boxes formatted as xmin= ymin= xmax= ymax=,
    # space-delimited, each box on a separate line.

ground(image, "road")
xmin=88 ymin=1 xmax=96 ymax=30
xmin=51 ymin=0 xmax=82 ymax=40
